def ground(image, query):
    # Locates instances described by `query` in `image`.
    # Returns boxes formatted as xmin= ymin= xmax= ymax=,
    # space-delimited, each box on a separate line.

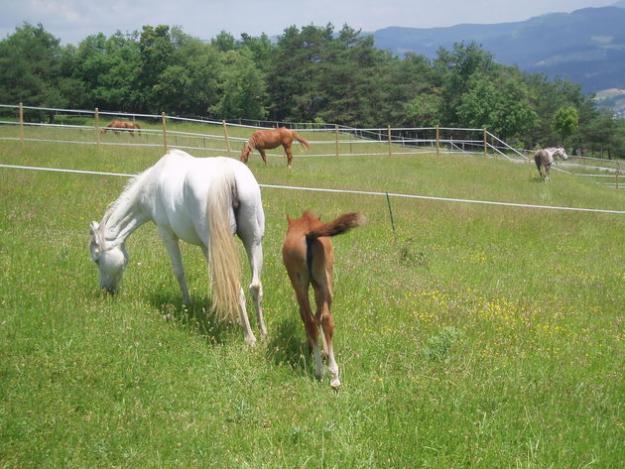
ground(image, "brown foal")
xmin=282 ymin=211 xmax=364 ymax=389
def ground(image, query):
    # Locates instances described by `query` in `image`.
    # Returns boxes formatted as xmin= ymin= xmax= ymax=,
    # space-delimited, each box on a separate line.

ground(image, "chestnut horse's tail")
xmin=306 ymin=212 xmax=364 ymax=241
xmin=304 ymin=212 xmax=364 ymax=277
xmin=291 ymin=131 xmax=311 ymax=150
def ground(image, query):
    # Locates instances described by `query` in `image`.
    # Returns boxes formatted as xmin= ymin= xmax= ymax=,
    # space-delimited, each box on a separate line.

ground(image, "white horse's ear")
xmin=90 ymin=221 xmax=100 ymax=234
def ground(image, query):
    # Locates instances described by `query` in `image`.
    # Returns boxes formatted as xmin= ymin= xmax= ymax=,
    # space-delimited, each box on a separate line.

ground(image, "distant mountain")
xmin=595 ymin=89 xmax=625 ymax=117
xmin=372 ymin=6 xmax=625 ymax=94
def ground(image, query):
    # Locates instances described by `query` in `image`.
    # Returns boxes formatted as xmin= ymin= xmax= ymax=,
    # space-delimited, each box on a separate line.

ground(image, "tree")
xmin=137 ymin=25 xmax=175 ymax=112
xmin=75 ymin=31 xmax=142 ymax=111
xmin=316 ymin=26 xmax=385 ymax=126
xmin=0 ymin=23 xmax=70 ymax=108
xmin=457 ymin=74 xmax=537 ymax=142
xmin=152 ymin=29 xmax=221 ymax=115
xmin=553 ymin=106 xmax=579 ymax=144
xmin=435 ymin=42 xmax=495 ymax=125
xmin=404 ymin=94 xmax=442 ymax=126
xmin=212 ymin=31 xmax=236 ymax=52
xmin=383 ymin=52 xmax=438 ymax=126
xmin=265 ymin=24 xmax=335 ymax=121
xmin=211 ymin=49 xmax=267 ymax=119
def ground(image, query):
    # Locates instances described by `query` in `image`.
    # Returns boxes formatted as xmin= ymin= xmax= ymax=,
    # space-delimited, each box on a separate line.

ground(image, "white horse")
xmin=89 ymin=149 xmax=266 ymax=345
xmin=533 ymin=147 xmax=568 ymax=180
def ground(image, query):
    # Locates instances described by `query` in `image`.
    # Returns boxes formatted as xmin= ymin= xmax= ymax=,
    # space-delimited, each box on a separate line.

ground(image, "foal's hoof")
xmin=244 ymin=335 xmax=257 ymax=347
xmin=330 ymin=378 xmax=341 ymax=390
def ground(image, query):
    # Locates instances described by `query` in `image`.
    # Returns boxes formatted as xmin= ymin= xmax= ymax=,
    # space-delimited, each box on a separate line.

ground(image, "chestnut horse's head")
xmin=240 ymin=142 xmax=253 ymax=163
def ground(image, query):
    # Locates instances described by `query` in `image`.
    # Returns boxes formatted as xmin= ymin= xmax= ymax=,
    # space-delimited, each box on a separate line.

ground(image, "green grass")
xmin=2 ymin=141 xmax=625 ymax=467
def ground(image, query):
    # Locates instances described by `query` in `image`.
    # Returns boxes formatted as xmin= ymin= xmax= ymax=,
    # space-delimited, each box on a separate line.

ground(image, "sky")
xmin=0 ymin=0 xmax=619 ymax=44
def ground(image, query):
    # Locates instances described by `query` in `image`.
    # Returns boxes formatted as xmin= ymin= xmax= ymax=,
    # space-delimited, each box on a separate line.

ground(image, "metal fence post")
xmin=385 ymin=192 xmax=396 ymax=235
xmin=335 ymin=124 xmax=340 ymax=158
xmin=387 ymin=125 xmax=392 ymax=157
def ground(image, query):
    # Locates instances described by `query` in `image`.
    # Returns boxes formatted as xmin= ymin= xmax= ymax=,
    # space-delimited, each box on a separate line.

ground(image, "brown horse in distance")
xmin=102 ymin=120 xmax=141 ymax=136
xmin=282 ymin=211 xmax=364 ymax=389
xmin=240 ymin=127 xmax=310 ymax=168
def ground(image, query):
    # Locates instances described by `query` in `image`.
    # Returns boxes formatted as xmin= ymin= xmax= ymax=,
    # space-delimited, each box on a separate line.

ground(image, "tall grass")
xmin=1 ymin=142 xmax=625 ymax=467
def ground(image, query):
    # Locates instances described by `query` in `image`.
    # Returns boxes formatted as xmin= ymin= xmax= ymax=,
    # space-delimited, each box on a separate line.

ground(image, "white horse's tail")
xmin=206 ymin=162 xmax=241 ymax=323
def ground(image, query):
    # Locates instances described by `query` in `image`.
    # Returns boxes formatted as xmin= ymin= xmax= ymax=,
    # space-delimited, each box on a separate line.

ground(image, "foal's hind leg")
xmin=258 ymin=149 xmax=267 ymax=165
xmin=294 ymin=287 xmax=323 ymax=379
xmin=315 ymin=286 xmax=339 ymax=389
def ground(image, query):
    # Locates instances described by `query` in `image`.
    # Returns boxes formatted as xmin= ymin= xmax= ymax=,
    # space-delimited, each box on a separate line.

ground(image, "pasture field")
xmin=2 ymin=139 xmax=625 ymax=467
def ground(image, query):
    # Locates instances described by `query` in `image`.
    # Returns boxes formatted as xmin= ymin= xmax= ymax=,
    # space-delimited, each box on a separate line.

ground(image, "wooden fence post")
xmin=222 ymin=120 xmax=231 ymax=156
xmin=435 ymin=125 xmax=440 ymax=156
xmin=483 ymin=129 xmax=488 ymax=157
xmin=161 ymin=112 xmax=168 ymax=152
xmin=18 ymin=102 xmax=24 ymax=147
xmin=94 ymin=107 xmax=100 ymax=147
xmin=387 ymin=125 xmax=392 ymax=157
xmin=335 ymin=124 xmax=340 ymax=158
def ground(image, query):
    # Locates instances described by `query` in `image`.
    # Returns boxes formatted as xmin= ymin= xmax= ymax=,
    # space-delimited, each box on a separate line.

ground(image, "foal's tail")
xmin=206 ymin=162 xmax=241 ymax=323
xmin=305 ymin=212 xmax=364 ymax=277
xmin=292 ymin=131 xmax=311 ymax=150
xmin=306 ymin=212 xmax=365 ymax=241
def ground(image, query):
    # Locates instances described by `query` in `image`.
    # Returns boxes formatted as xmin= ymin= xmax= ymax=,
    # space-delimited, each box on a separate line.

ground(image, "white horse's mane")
xmin=98 ymin=170 xmax=149 ymax=243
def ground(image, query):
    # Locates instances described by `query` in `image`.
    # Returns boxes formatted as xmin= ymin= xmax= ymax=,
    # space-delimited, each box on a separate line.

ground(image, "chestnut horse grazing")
xmin=282 ymin=211 xmax=364 ymax=389
xmin=102 ymin=120 xmax=141 ymax=136
xmin=240 ymin=127 xmax=310 ymax=168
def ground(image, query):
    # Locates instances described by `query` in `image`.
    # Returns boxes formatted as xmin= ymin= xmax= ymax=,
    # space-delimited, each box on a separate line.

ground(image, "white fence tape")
xmin=2 ymin=162 xmax=625 ymax=216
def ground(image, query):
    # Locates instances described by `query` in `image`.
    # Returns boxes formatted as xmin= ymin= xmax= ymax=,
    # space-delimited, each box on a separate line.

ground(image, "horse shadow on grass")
xmin=149 ymin=291 xmax=319 ymax=379
xmin=265 ymin=317 xmax=313 ymax=377
xmin=147 ymin=292 xmax=233 ymax=345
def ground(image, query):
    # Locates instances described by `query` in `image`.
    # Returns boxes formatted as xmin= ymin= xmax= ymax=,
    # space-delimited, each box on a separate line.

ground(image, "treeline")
xmin=1 ymin=22 xmax=624 ymax=155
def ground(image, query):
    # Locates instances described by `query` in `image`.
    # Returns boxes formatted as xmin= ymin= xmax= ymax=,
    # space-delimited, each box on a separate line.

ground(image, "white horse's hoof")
xmin=245 ymin=335 xmax=257 ymax=347
xmin=330 ymin=378 xmax=341 ymax=390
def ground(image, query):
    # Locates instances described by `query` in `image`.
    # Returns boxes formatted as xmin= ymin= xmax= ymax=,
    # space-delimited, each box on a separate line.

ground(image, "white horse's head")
xmin=553 ymin=147 xmax=569 ymax=160
xmin=89 ymin=221 xmax=128 ymax=294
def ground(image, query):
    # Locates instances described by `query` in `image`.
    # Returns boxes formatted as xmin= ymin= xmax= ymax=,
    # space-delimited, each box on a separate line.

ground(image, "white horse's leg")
xmin=238 ymin=286 xmax=257 ymax=346
xmin=158 ymin=227 xmax=191 ymax=305
xmin=237 ymin=206 xmax=267 ymax=339
xmin=247 ymin=240 xmax=267 ymax=338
